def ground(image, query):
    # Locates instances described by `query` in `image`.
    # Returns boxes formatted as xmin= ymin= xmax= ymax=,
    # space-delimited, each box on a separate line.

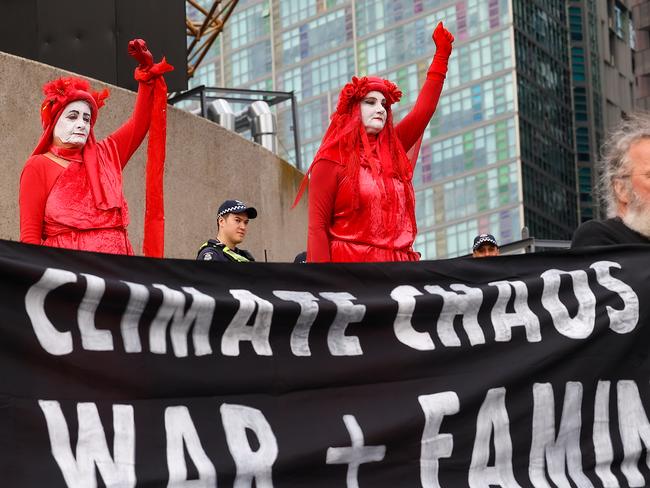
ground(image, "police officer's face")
xmin=472 ymin=244 xmax=499 ymax=258
xmin=218 ymin=212 xmax=250 ymax=246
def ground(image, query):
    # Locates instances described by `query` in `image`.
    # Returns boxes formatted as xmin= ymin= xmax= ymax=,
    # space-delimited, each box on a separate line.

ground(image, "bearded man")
xmin=572 ymin=114 xmax=650 ymax=247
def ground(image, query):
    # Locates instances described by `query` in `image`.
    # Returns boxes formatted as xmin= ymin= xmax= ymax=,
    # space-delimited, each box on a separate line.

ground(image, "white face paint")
xmin=53 ymin=100 xmax=92 ymax=148
xmin=360 ymin=90 xmax=387 ymax=135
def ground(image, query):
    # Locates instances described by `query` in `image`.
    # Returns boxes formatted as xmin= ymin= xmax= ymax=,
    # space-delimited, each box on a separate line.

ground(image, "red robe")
xmin=307 ymin=64 xmax=446 ymax=262
xmin=20 ymin=80 xmax=155 ymax=254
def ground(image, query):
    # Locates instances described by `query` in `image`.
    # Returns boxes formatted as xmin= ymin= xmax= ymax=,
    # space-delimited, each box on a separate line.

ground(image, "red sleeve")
xmin=307 ymin=160 xmax=341 ymax=262
xmin=106 ymin=80 xmax=155 ymax=168
xmin=395 ymin=56 xmax=448 ymax=156
xmin=19 ymin=159 xmax=49 ymax=244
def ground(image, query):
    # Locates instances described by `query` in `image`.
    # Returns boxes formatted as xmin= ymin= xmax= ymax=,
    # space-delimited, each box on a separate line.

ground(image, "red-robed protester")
xmin=19 ymin=39 xmax=172 ymax=256
xmin=295 ymin=22 xmax=454 ymax=262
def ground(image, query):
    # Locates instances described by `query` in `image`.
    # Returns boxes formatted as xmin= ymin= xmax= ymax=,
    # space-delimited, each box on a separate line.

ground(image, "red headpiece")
xmin=334 ymin=76 xmax=402 ymax=114
xmin=32 ymin=76 xmax=109 ymax=156
xmin=39 ymin=77 xmax=108 ymax=129
xmin=30 ymin=76 xmax=123 ymax=213
xmin=328 ymin=78 xmax=409 ymax=177
xmin=311 ymin=75 xmax=409 ymax=172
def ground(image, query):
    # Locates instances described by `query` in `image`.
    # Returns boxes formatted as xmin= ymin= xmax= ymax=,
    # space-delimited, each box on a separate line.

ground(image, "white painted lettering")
xmin=150 ymin=285 xmax=215 ymax=357
xmin=529 ymin=382 xmax=592 ymax=487
xmin=418 ymin=392 xmax=460 ymax=488
xmin=618 ymin=380 xmax=650 ymax=487
xmin=221 ymin=290 xmax=273 ymax=356
xmin=326 ymin=415 xmax=386 ymax=488
xmin=120 ymin=281 xmax=149 ymax=353
xmin=272 ymin=291 xmax=319 ymax=356
xmin=221 ymin=403 xmax=278 ymax=488
xmin=594 ymin=381 xmax=617 ymax=487
xmin=540 ymin=269 xmax=596 ymax=339
xmin=78 ymin=273 xmax=113 ymax=351
xmin=424 ymin=284 xmax=485 ymax=347
xmin=25 ymin=268 xmax=77 ymax=355
xmin=39 ymin=400 xmax=135 ymax=488
xmin=591 ymin=261 xmax=639 ymax=333
xmin=320 ymin=292 xmax=366 ymax=356
xmin=165 ymin=406 xmax=217 ymax=487
xmin=391 ymin=285 xmax=434 ymax=350
xmin=469 ymin=388 xmax=520 ymax=487
xmin=488 ymin=280 xmax=541 ymax=343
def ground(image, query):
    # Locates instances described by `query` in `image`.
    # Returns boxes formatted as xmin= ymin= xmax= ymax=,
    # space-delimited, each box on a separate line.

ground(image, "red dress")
xmin=307 ymin=65 xmax=447 ymax=262
xmin=19 ymin=80 xmax=156 ymax=255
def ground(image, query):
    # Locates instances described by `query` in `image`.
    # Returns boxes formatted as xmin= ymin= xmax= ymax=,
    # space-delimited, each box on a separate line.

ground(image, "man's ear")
xmin=613 ymin=178 xmax=630 ymax=205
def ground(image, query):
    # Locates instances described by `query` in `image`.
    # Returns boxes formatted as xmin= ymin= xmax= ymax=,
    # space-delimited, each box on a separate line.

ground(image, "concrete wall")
xmin=0 ymin=51 xmax=308 ymax=261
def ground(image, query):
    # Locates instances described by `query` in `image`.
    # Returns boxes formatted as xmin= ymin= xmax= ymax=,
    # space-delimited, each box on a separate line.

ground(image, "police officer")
xmin=197 ymin=199 xmax=257 ymax=262
xmin=471 ymin=233 xmax=500 ymax=258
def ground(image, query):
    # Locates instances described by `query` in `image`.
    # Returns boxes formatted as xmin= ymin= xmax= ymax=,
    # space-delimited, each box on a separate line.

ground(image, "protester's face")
xmin=619 ymin=139 xmax=650 ymax=237
xmin=53 ymin=100 xmax=92 ymax=148
xmin=360 ymin=90 xmax=387 ymax=135
xmin=218 ymin=212 xmax=250 ymax=246
xmin=473 ymin=244 xmax=500 ymax=258
xmin=627 ymin=139 xmax=650 ymax=208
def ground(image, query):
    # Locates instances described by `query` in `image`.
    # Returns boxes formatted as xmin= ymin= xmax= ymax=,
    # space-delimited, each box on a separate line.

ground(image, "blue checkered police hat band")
xmin=472 ymin=233 xmax=498 ymax=251
xmin=217 ymin=200 xmax=258 ymax=219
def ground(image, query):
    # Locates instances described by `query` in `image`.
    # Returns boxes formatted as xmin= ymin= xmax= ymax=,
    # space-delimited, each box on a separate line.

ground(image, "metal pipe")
xmin=207 ymin=99 xmax=235 ymax=131
xmin=290 ymin=92 xmax=302 ymax=169
xmin=248 ymin=101 xmax=277 ymax=153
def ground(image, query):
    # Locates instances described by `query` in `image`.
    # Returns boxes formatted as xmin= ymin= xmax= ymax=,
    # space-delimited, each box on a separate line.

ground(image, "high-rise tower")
xmin=187 ymin=0 xmax=636 ymax=257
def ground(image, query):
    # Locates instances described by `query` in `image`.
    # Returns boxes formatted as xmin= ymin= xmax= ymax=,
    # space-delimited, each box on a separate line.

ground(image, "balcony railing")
xmin=169 ymin=86 xmax=302 ymax=169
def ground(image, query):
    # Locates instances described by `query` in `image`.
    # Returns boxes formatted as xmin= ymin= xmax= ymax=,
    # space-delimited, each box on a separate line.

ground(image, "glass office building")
xmin=567 ymin=0 xmax=637 ymax=223
xmin=188 ymin=0 xmax=581 ymax=257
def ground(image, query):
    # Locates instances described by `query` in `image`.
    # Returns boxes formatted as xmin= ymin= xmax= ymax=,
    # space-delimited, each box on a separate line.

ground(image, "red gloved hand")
xmin=128 ymin=39 xmax=154 ymax=70
xmin=432 ymin=22 xmax=454 ymax=59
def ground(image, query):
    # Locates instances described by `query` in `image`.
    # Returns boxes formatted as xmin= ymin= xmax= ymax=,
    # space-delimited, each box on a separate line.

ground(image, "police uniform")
xmin=197 ymin=199 xmax=258 ymax=263
xmin=197 ymin=238 xmax=255 ymax=262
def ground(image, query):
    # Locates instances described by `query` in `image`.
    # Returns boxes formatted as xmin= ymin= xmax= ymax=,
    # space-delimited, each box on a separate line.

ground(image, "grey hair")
xmin=599 ymin=112 xmax=650 ymax=218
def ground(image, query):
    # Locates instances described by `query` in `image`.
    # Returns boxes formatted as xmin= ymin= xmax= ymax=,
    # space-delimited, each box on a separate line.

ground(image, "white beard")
xmin=622 ymin=190 xmax=650 ymax=238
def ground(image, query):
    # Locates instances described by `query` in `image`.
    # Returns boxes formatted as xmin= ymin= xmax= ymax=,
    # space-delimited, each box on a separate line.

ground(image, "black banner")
xmin=0 ymin=239 xmax=649 ymax=487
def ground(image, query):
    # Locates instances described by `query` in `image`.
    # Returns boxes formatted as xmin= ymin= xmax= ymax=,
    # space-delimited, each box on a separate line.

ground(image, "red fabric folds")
xmin=32 ymin=78 xmax=116 ymax=211
xmin=22 ymin=59 xmax=173 ymax=256
xmin=295 ymin=55 xmax=449 ymax=262
xmin=48 ymin=146 xmax=83 ymax=163
xmin=135 ymin=58 xmax=173 ymax=258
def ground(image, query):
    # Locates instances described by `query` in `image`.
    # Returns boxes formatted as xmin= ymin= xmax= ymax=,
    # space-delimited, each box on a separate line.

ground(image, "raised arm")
xmin=395 ymin=22 xmax=454 ymax=154
xmin=106 ymin=40 xmax=172 ymax=168
xmin=307 ymin=160 xmax=341 ymax=262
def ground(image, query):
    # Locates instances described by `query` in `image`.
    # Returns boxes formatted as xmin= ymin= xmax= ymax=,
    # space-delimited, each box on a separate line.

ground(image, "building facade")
xmin=631 ymin=1 xmax=650 ymax=110
xmin=188 ymin=0 xmax=595 ymax=257
xmin=568 ymin=0 xmax=637 ymax=223
xmin=514 ymin=0 xmax=577 ymax=240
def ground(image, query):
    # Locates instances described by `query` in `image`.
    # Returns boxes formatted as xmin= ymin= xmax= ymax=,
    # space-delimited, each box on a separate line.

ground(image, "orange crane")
xmin=186 ymin=0 xmax=239 ymax=79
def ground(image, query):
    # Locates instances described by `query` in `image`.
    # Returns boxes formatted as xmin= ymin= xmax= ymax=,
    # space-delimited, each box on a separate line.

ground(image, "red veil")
xmin=294 ymin=76 xmax=417 ymax=235
xmin=33 ymin=77 xmax=117 ymax=210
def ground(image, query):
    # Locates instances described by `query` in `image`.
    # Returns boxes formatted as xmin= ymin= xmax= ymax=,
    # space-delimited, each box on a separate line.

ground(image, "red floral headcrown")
xmin=335 ymin=76 xmax=402 ymax=114
xmin=40 ymin=77 xmax=109 ymax=129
